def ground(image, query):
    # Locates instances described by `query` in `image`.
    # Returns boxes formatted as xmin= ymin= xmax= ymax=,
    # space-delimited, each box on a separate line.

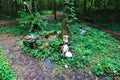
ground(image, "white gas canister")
xmin=65 ymin=51 xmax=72 ymax=57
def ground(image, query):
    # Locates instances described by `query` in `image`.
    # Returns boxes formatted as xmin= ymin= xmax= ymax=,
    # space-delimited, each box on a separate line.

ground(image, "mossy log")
xmin=40 ymin=30 xmax=57 ymax=38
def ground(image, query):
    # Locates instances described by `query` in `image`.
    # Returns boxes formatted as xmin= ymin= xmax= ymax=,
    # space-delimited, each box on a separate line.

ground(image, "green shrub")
xmin=0 ymin=47 xmax=16 ymax=80
xmin=17 ymin=11 xmax=47 ymax=31
xmin=71 ymin=23 xmax=120 ymax=76
xmin=21 ymin=38 xmax=63 ymax=61
xmin=0 ymin=26 xmax=29 ymax=36
xmin=93 ymin=59 xmax=120 ymax=76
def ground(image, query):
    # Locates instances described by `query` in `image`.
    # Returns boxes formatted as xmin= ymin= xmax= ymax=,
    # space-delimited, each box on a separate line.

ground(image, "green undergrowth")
xmin=0 ymin=15 xmax=15 ymax=21
xmin=0 ymin=23 xmax=61 ymax=36
xmin=0 ymin=46 xmax=16 ymax=80
xmin=20 ymin=23 xmax=120 ymax=77
xmin=40 ymin=10 xmax=53 ymax=15
xmin=0 ymin=26 xmax=30 ymax=36
xmin=72 ymin=23 xmax=120 ymax=76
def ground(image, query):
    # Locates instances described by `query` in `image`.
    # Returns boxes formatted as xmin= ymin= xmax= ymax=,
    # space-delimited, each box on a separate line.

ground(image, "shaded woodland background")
xmin=0 ymin=0 xmax=120 ymax=24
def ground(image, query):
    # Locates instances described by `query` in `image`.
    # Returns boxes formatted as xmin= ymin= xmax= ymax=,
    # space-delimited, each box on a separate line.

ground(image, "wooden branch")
xmin=24 ymin=2 xmax=34 ymax=16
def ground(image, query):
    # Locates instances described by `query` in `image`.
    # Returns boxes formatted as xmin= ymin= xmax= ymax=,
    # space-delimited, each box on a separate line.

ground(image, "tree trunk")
xmin=32 ymin=0 xmax=37 ymax=14
xmin=62 ymin=0 xmax=74 ymax=41
xmin=84 ymin=0 xmax=87 ymax=16
xmin=54 ymin=0 xmax=57 ymax=20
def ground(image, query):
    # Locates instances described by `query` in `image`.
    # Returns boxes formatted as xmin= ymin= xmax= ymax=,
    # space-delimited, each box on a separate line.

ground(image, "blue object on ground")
xmin=45 ymin=56 xmax=52 ymax=69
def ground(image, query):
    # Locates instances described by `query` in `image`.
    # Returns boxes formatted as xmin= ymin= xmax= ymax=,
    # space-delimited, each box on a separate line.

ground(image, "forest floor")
xmin=0 ymin=34 xmax=96 ymax=80
xmin=0 ymin=15 xmax=120 ymax=80
xmin=0 ymin=19 xmax=120 ymax=41
xmin=0 ymin=20 xmax=18 ymax=26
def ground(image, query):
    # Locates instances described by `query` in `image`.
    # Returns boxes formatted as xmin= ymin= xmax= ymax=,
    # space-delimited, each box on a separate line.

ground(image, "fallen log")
xmin=0 ymin=20 xmax=19 ymax=26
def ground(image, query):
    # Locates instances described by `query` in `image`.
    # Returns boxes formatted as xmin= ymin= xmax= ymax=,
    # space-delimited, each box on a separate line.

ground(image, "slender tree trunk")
xmin=84 ymin=0 xmax=87 ymax=16
xmin=14 ymin=0 xmax=18 ymax=14
xmin=62 ymin=0 xmax=74 ymax=40
xmin=90 ymin=0 xmax=93 ymax=10
xmin=54 ymin=0 xmax=57 ymax=20
xmin=0 ymin=0 xmax=3 ymax=14
xmin=32 ymin=0 xmax=37 ymax=14
xmin=3 ymin=0 xmax=7 ymax=15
